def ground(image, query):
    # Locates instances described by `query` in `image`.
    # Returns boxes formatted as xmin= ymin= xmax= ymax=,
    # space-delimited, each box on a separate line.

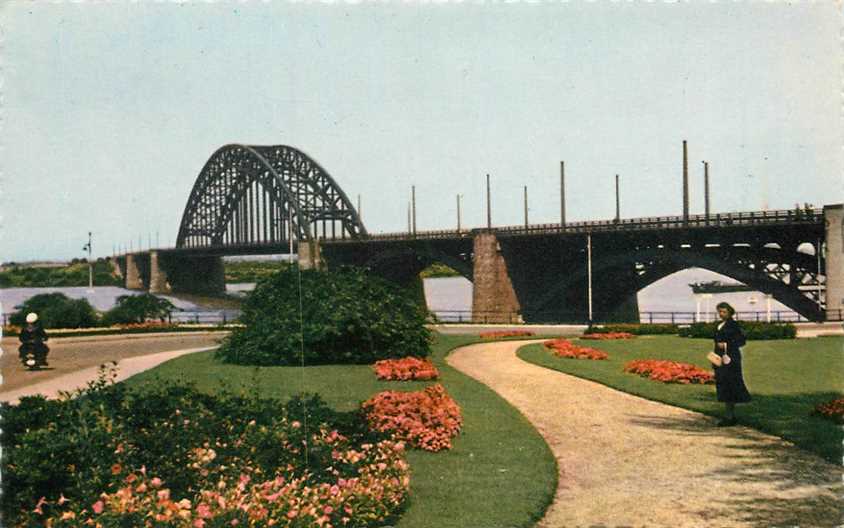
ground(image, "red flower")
xmin=543 ymin=339 xmax=608 ymax=360
xmin=582 ymin=332 xmax=636 ymax=340
xmin=623 ymin=359 xmax=714 ymax=384
xmin=362 ymin=384 xmax=462 ymax=452
xmin=479 ymin=330 xmax=535 ymax=339
xmin=372 ymin=357 xmax=439 ymax=381
xmin=812 ymin=397 xmax=844 ymax=424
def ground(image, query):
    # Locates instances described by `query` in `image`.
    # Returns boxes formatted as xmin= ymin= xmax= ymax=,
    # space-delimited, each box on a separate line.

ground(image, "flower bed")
xmin=812 ymin=397 xmax=844 ymax=424
xmin=581 ymin=332 xmax=636 ymax=340
xmin=42 ymin=433 xmax=409 ymax=527
xmin=543 ymin=339 xmax=608 ymax=360
xmin=479 ymin=330 xmax=535 ymax=339
xmin=623 ymin=359 xmax=714 ymax=384
xmin=362 ymin=384 xmax=462 ymax=452
xmin=373 ymin=357 xmax=439 ymax=381
xmin=3 ymin=373 xmax=409 ymax=528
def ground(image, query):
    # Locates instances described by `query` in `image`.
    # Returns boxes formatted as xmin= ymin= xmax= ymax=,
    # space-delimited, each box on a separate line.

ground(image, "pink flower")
xmin=92 ymin=501 xmax=104 ymax=514
xmin=150 ymin=477 xmax=163 ymax=488
xmin=287 ymin=509 xmax=299 ymax=519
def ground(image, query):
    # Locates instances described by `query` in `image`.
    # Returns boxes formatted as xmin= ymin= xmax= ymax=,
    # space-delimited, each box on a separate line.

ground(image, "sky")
xmin=1 ymin=1 xmax=841 ymax=262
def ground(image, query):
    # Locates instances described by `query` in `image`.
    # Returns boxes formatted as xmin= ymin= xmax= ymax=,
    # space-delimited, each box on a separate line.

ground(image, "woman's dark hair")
xmin=716 ymin=302 xmax=736 ymax=316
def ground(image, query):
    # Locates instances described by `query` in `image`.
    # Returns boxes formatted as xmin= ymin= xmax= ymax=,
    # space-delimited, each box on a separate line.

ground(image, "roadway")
xmin=0 ymin=332 xmax=226 ymax=393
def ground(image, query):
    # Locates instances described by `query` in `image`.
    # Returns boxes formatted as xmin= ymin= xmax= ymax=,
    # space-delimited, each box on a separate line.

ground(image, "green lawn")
xmin=518 ymin=335 xmax=844 ymax=463
xmin=125 ymin=333 xmax=557 ymax=528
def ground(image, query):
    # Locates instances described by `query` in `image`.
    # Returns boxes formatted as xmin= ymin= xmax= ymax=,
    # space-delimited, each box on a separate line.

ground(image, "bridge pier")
xmin=124 ymin=253 xmax=147 ymax=290
xmin=471 ymin=232 xmax=521 ymax=323
xmin=298 ymin=240 xmax=323 ymax=270
xmin=824 ymin=205 xmax=844 ymax=320
xmin=149 ymin=251 xmax=171 ymax=294
xmin=164 ymin=255 xmax=226 ymax=295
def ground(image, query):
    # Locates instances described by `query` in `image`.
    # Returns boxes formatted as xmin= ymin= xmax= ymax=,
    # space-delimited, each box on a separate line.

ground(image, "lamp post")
xmin=587 ymin=234 xmax=593 ymax=324
xmin=456 ymin=194 xmax=462 ymax=232
xmin=82 ymin=232 xmax=93 ymax=291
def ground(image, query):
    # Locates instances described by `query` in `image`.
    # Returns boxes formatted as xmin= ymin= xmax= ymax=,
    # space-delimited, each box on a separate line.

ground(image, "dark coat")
xmin=19 ymin=323 xmax=49 ymax=359
xmin=713 ymin=318 xmax=751 ymax=403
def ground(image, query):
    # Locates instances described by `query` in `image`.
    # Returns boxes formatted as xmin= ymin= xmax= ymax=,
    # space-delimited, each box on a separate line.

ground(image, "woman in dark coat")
xmin=712 ymin=302 xmax=751 ymax=426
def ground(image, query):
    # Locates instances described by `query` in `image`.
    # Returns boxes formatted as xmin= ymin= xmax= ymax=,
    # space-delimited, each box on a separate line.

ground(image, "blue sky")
xmin=1 ymin=2 xmax=841 ymax=261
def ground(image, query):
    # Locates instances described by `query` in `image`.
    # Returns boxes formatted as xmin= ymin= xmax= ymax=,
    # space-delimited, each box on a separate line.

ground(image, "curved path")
xmin=448 ymin=340 xmax=843 ymax=527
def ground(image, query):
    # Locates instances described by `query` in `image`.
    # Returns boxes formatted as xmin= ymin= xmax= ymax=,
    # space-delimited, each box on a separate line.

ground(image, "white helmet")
xmin=25 ymin=313 xmax=38 ymax=323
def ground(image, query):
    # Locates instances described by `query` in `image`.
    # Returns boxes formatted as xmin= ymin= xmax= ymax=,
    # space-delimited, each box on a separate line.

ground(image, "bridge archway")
xmin=530 ymin=245 xmax=825 ymax=321
xmin=176 ymin=144 xmax=366 ymax=249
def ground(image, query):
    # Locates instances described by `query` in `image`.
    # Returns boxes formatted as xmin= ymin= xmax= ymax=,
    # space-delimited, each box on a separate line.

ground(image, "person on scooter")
xmin=19 ymin=312 xmax=49 ymax=367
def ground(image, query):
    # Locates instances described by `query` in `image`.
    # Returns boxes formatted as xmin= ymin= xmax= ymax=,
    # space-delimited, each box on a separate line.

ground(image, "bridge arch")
xmin=530 ymin=245 xmax=824 ymax=321
xmin=176 ymin=144 xmax=366 ymax=249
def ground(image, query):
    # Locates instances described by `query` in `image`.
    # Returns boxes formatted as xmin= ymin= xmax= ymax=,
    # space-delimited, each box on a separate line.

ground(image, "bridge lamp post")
xmin=82 ymin=232 xmax=93 ymax=291
xmin=456 ymin=194 xmax=463 ymax=232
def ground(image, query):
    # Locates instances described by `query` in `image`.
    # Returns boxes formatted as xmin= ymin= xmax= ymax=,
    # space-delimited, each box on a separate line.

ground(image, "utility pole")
xmin=288 ymin=207 xmax=294 ymax=265
xmin=83 ymin=232 xmax=93 ymax=291
xmin=587 ymin=234 xmax=593 ymax=324
xmin=560 ymin=161 xmax=566 ymax=228
xmin=703 ymin=161 xmax=710 ymax=223
xmin=357 ymin=194 xmax=362 ymax=223
xmin=682 ymin=140 xmax=689 ymax=223
xmin=407 ymin=202 xmax=411 ymax=234
xmin=524 ymin=186 xmax=529 ymax=229
xmin=486 ymin=174 xmax=492 ymax=229
xmin=411 ymin=185 xmax=417 ymax=236
xmin=456 ymin=194 xmax=462 ymax=232
xmin=156 ymin=230 xmax=160 ymax=248
xmin=615 ymin=174 xmax=620 ymax=222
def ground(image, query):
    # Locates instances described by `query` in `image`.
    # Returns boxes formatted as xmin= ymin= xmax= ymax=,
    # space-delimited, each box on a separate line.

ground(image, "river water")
xmin=0 ymin=268 xmax=799 ymax=324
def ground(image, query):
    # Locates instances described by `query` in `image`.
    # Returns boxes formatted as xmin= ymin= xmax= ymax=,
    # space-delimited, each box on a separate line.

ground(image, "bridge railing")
xmin=430 ymin=309 xmax=835 ymax=324
xmin=333 ymin=208 xmax=824 ymax=243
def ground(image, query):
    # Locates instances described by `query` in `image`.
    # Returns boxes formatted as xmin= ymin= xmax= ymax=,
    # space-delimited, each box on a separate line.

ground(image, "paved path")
xmin=448 ymin=340 xmax=843 ymax=528
xmin=0 ymin=346 xmax=217 ymax=404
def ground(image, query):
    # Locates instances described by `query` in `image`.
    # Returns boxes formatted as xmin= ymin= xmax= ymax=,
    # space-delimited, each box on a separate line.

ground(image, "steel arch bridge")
xmin=176 ymin=144 xmax=366 ymax=250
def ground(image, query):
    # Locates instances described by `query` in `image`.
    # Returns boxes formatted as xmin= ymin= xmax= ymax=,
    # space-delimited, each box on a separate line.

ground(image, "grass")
xmin=125 ymin=333 xmax=557 ymax=528
xmin=223 ymin=261 xmax=290 ymax=283
xmin=518 ymin=335 xmax=844 ymax=463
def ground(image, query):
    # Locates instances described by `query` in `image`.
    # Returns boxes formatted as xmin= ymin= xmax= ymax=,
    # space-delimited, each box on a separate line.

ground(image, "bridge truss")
xmin=176 ymin=145 xmax=366 ymax=249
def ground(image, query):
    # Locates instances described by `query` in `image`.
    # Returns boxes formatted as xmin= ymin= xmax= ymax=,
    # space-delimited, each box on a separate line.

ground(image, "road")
xmin=1 ymin=332 xmax=226 ymax=393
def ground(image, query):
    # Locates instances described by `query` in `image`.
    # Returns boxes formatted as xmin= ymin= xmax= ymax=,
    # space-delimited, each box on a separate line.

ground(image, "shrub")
xmin=478 ymin=330 xmax=535 ymax=339
xmin=101 ymin=294 xmax=176 ymax=325
xmin=373 ymin=357 xmax=439 ymax=381
xmin=216 ymin=267 xmax=431 ymax=366
xmin=543 ymin=339 xmax=608 ymax=360
xmin=623 ymin=359 xmax=714 ymax=384
xmin=679 ymin=321 xmax=796 ymax=340
xmin=1 ymin=369 xmax=403 ymax=527
xmin=812 ymin=397 xmax=844 ymax=424
xmin=362 ymin=384 xmax=462 ymax=452
xmin=586 ymin=324 xmax=679 ymax=336
xmin=9 ymin=292 xmax=98 ymax=329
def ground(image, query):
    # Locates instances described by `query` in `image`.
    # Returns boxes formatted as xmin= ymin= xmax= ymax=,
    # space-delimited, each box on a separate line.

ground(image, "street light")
xmin=82 ymin=231 xmax=93 ymax=291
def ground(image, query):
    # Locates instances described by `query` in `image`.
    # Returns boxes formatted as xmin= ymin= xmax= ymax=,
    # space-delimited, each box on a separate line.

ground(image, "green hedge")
xmin=679 ymin=321 xmax=797 ymax=340
xmin=216 ymin=267 xmax=431 ymax=366
xmin=586 ymin=323 xmax=680 ymax=335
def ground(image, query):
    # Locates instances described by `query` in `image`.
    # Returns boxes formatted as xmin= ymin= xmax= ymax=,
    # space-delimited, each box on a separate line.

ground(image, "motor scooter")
xmin=18 ymin=336 xmax=49 ymax=370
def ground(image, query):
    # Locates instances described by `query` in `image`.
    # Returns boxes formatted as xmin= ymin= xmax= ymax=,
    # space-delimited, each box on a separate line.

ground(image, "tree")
xmin=101 ymin=294 xmax=176 ymax=325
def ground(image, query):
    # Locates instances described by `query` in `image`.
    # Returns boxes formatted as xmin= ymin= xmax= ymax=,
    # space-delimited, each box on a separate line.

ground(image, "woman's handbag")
xmin=707 ymin=351 xmax=722 ymax=367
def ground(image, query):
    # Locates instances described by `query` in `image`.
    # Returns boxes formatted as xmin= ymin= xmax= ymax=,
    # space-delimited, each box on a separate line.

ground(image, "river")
xmin=0 ymin=267 xmax=800 ymax=324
